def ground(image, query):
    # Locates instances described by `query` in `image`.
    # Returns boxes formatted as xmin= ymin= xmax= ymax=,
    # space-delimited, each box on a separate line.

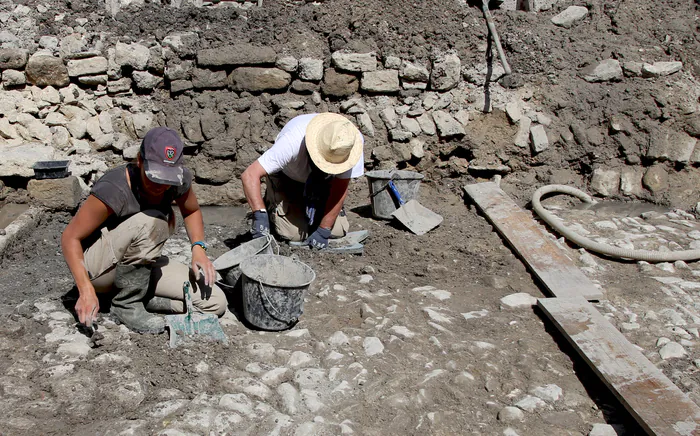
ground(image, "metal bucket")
xmin=365 ymin=170 xmax=424 ymax=220
xmin=239 ymin=254 xmax=315 ymax=331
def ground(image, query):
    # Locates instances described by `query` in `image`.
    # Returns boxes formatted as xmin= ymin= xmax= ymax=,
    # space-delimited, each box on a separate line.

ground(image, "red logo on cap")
xmin=165 ymin=146 xmax=176 ymax=161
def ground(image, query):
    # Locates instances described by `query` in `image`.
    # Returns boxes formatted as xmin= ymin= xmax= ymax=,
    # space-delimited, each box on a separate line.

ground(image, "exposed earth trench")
xmin=0 ymin=0 xmax=699 ymax=435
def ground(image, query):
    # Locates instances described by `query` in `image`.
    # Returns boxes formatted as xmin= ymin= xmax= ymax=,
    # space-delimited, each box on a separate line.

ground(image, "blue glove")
xmin=251 ymin=210 xmax=270 ymax=239
xmin=304 ymin=227 xmax=332 ymax=250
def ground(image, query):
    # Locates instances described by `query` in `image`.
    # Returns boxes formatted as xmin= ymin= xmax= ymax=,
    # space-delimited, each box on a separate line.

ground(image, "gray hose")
xmin=531 ymin=185 xmax=700 ymax=262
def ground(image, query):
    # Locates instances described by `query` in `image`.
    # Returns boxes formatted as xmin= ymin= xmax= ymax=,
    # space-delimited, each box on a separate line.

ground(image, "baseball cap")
xmin=139 ymin=127 xmax=185 ymax=186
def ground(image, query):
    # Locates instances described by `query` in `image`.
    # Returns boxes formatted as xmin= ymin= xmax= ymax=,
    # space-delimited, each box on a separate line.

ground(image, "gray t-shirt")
xmin=84 ymin=163 xmax=192 ymax=247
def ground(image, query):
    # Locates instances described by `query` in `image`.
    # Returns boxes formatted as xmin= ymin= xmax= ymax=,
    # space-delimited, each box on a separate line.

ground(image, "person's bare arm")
xmin=241 ymin=160 xmax=268 ymax=211
xmin=175 ymin=187 xmax=215 ymax=288
xmin=319 ymin=177 xmax=350 ymax=230
xmin=61 ymin=195 xmax=111 ymax=326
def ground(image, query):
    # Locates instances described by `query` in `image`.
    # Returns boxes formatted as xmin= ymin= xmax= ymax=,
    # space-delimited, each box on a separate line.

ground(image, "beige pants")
xmin=264 ymin=173 xmax=349 ymax=242
xmin=83 ymin=210 xmax=226 ymax=316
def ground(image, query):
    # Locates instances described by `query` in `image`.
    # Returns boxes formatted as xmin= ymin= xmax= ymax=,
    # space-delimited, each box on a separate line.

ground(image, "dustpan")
xmin=289 ymin=230 xmax=369 ymax=254
xmin=165 ymin=281 xmax=228 ymax=348
xmin=387 ymin=181 xmax=443 ymax=235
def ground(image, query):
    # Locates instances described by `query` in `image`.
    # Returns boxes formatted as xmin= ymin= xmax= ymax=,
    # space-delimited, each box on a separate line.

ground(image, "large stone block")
xmin=331 ymin=52 xmax=377 ymax=72
xmin=25 ymin=54 xmax=69 ymax=87
xmin=399 ymin=61 xmax=429 ymax=82
xmin=192 ymin=154 xmax=234 ymax=184
xmin=114 ymin=42 xmax=150 ymax=70
xmin=0 ymin=48 xmax=28 ymax=69
xmin=430 ymin=53 xmax=461 ymax=91
xmin=28 ymin=176 xmax=82 ymax=211
xmin=432 ymin=111 xmax=465 ymax=139
xmin=647 ymin=128 xmax=697 ymax=163
xmin=0 ymin=143 xmax=57 ymax=177
xmin=200 ymin=109 xmax=225 ymax=140
xmin=2 ymin=69 xmax=26 ymax=87
xmin=228 ymin=68 xmax=291 ymax=92
xmin=298 ymin=58 xmax=324 ymax=81
xmin=202 ymin=136 xmax=237 ymax=159
xmin=132 ymin=71 xmax=163 ymax=90
xmin=361 ymin=70 xmax=400 ymax=93
xmin=192 ymin=180 xmax=245 ymax=206
xmin=590 ymin=168 xmax=620 ymax=197
xmin=620 ymin=168 xmax=643 ymax=197
xmin=67 ymin=56 xmax=108 ymax=77
xmin=191 ymin=69 xmax=227 ymax=89
xmin=320 ymin=68 xmax=358 ymax=97
xmin=197 ymin=44 xmax=276 ymax=67
xmin=162 ymin=32 xmax=199 ymax=57
xmin=642 ymin=165 xmax=668 ymax=193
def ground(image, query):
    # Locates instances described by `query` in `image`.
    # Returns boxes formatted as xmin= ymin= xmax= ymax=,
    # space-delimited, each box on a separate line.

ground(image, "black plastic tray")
xmin=33 ymin=160 xmax=71 ymax=180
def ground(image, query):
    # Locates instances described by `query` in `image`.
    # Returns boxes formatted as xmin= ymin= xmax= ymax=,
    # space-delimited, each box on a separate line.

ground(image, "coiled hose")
xmin=531 ymin=184 xmax=700 ymax=262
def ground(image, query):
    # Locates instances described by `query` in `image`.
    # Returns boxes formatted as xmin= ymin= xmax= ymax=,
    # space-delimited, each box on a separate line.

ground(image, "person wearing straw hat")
xmin=241 ymin=113 xmax=364 ymax=249
xmin=61 ymin=127 xmax=227 ymax=335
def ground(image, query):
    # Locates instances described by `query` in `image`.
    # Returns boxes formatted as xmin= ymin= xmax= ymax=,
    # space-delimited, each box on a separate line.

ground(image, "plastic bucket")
xmin=239 ymin=254 xmax=315 ymax=331
xmin=365 ymin=170 xmax=425 ymax=220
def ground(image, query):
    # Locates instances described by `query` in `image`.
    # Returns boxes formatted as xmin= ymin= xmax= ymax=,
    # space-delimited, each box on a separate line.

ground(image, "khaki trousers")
xmin=264 ymin=173 xmax=349 ymax=242
xmin=83 ymin=210 xmax=226 ymax=316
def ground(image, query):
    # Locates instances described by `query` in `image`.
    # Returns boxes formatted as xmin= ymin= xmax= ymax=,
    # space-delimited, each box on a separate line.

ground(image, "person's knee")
xmin=194 ymin=285 xmax=227 ymax=317
xmin=124 ymin=211 xmax=171 ymax=263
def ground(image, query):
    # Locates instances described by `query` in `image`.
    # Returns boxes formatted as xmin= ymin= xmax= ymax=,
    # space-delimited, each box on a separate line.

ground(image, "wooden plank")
xmin=539 ymin=297 xmax=700 ymax=436
xmin=464 ymin=182 xmax=603 ymax=300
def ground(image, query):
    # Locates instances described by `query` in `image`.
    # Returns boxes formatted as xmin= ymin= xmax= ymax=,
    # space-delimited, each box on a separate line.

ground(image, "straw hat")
xmin=305 ymin=113 xmax=363 ymax=175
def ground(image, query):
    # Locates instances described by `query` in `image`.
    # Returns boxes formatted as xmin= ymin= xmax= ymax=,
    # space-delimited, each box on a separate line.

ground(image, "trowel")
xmin=387 ymin=180 xmax=443 ymax=235
xmin=164 ymin=280 xmax=228 ymax=348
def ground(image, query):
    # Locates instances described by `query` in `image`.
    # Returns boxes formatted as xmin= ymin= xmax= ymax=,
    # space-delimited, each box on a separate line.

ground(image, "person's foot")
xmin=111 ymin=264 xmax=165 ymax=334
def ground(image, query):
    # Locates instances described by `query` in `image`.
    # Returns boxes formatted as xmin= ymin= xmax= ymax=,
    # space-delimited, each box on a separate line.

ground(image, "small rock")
xmin=582 ymin=59 xmax=623 ymax=83
xmin=358 ymin=274 xmax=373 ymax=284
xmin=531 ymin=384 xmax=562 ymax=402
xmin=589 ymin=423 xmax=623 ymax=436
xmin=641 ymin=61 xmax=682 ymax=78
xmin=659 ymin=341 xmax=686 ymax=360
xmin=287 ymin=351 xmax=314 ymax=368
xmin=500 ymin=293 xmax=537 ymax=309
xmin=363 ymin=337 xmax=384 ymax=356
xmin=529 ymin=124 xmax=549 ymax=153
xmin=551 ymin=6 xmax=588 ymax=28
xmin=498 ymin=406 xmax=524 ymax=423
xmin=515 ymin=395 xmax=547 ymax=412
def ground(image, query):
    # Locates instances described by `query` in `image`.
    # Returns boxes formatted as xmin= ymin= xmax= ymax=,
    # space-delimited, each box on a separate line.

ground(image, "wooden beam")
xmin=464 ymin=182 xmax=603 ymax=300
xmin=539 ymin=297 xmax=700 ymax=436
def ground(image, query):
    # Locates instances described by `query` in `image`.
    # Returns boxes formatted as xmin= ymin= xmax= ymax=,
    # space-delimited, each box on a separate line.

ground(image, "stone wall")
xmin=0 ymin=2 xmax=698 ymax=209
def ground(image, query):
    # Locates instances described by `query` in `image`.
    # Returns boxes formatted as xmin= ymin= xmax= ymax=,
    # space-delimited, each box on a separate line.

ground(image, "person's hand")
xmin=191 ymin=246 xmax=215 ymax=300
xmin=251 ymin=210 xmax=270 ymax=239
xmin=304 ymin=227 xmax=331 ymax=250
xmin=75 ymin=286 xmax=99 ymax=326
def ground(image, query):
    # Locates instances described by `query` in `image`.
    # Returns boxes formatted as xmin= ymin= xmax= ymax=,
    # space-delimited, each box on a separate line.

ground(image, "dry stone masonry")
xmin=0 ymin=0 xmax=698 ymax=211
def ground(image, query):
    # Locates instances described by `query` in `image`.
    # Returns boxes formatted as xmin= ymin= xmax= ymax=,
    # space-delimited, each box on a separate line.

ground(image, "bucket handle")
xmin=265 ymin=233 xmax=281 ymax=255
xmin=256 ymin=278 xmax=298 ymax=325
xmin=369 ymin=171 xmax=402 ymax=198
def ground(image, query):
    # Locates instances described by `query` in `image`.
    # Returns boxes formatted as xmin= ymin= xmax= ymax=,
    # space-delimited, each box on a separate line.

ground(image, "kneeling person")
xmin=61 ymin=127 xmax=226 ymax=334
xmin=241 ymin=113 xmax=364 ymax=248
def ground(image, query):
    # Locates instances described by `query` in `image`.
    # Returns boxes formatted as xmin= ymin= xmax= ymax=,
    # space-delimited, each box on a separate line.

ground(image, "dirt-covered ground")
xmin=1 ymin=0 xmax=700 ymax=434
xmin=2 ymin=178 xmax=700 ymax=435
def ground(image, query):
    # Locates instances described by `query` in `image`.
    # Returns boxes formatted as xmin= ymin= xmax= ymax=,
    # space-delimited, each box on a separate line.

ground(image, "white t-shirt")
xmin=257 ymin=113 xmax=365 ymax=183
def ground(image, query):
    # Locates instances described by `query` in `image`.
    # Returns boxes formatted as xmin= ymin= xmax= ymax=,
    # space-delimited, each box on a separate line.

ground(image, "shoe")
xmin=111 ymin=264 xmax=165 ymax=334
xmin=145 ymin=296 xmax=180 ymax=314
